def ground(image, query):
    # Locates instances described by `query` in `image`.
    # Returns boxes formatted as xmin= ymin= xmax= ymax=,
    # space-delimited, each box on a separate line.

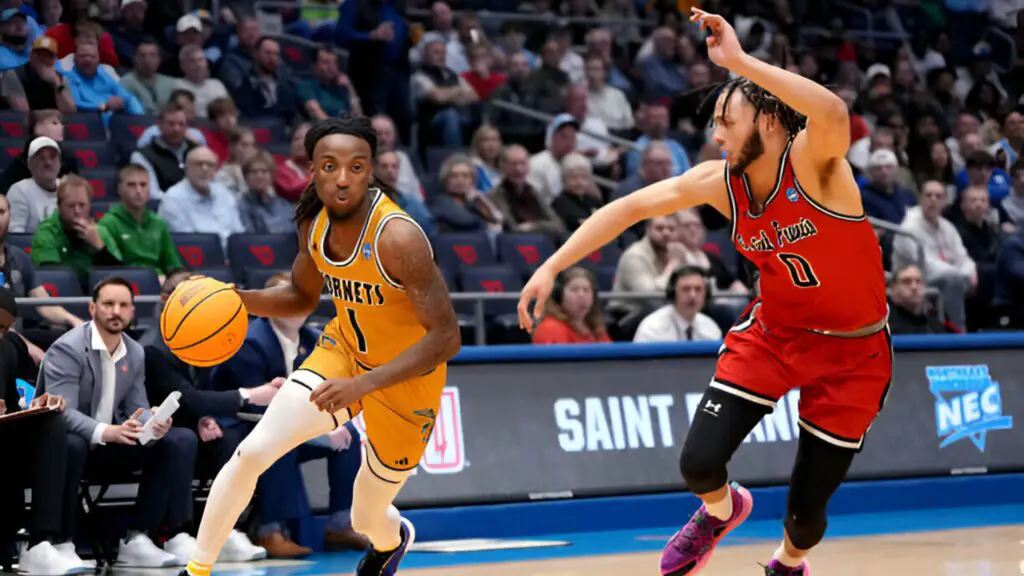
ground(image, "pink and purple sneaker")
xmin=659 ymin=482 xmax=753 ymax=575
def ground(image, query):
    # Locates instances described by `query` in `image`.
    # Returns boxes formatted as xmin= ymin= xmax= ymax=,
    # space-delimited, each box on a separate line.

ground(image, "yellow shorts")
xmin=298 ymin=321 xmax=447 ymax=473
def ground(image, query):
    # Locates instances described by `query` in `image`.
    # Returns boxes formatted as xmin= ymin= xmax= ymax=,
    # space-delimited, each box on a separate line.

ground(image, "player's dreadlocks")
xmin=293 ymin=115 xmax=400 ymax=223
xmin=697 ymin=77 xmax=807 ymax=138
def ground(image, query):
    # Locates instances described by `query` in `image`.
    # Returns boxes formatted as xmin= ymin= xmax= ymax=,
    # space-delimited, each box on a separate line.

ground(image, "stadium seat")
xmin=33 ymin=267 xmax=88 ymax=319
xmin=705 ymin=228 xmax=739 ymax=277
xmin=245 ymin=268 xmax=288 ymax=289
xmin=276 ymin=36 xmax=315 ymax=75
xmin=580 ymin=243 xmax=623 ymax=271
xmin=172 ymin=233 xmax=226 ymax=268
xmin=458 ymin=265 xmax=520 ymax=317
xmin=496 ymin=233 xmax=555 ymax=279
xmin=0 ymin=111 xmax=25 ymax=138
xmin=81 ymin=167 xmax=118 ymax=200
xmin=91 ymin=200 xmax=114 ymax=221
xmin=425 ymin=147 xmax=461 ymax=173
xmin=63 ymin=113 xmax=106 ymax=142
xmin=240 ymin=117 xmax=287 ymax=146
xmin=227 ymin=233 xmax=298 ymax=279
xmin=433 ymin=232 xmax=495 ymax=271
xmin=0 ymin=138 xmax=23 ymax=162
xmin=6 ymin=233 xmax=33 ymax=254
xmin=191 ymin=267 xmax=235 ymax=285
xmin=595 ymin=266 xmax=617 ymax=292
xmin=64 ymin=141 xmax=114 ymax=170
xmin=88 ymin=267 xmax=161 ymax=319
xmin=109 ymin=114 xmax=156 ymax=163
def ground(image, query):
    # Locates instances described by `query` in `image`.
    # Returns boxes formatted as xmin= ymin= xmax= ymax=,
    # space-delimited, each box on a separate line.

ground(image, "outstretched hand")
xmin=690 ymin=8 xmax=745 ymax=70
xmin=517 ymin=266 xmax=556 ymax=335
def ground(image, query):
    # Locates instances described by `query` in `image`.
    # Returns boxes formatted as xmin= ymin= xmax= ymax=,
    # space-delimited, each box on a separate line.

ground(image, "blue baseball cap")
xmin=0 ymin=6 xmax=28 ymax=22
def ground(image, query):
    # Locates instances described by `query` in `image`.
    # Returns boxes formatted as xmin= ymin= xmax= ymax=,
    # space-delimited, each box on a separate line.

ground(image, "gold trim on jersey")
xmin=371 ymin=212 xmax=434 ymax=291
xmin=315 ymin=188 xmax=385 ymax=268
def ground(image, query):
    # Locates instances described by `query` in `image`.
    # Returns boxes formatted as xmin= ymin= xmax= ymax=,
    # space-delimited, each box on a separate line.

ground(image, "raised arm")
xmin=691 ymin=9 xmax=850 ymax=164
xmin=362 ymin=218 xmax=462 ymax=390
xmin=517 ymin=159 xmax=728 ymax=330
xmin=236 ymin=220 xmax=324 ymax=318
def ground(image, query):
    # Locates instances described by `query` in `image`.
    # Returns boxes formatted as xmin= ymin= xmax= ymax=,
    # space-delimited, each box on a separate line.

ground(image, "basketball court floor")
xmin=108 ymin=504 xmax=1024 ymax=575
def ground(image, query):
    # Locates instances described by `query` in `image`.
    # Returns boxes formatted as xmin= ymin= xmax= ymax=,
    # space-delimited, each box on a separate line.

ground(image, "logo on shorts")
xmin=419 ymin=387 xmax=466 ymax=474
xmin=927 ymin=365 xmax=1014 ymax=453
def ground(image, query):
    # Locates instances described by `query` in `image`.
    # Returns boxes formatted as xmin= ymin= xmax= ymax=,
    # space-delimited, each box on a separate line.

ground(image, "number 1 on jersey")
xmin=346 ymin=308 xmax=368 ymax=353
xmin=778 ymin=253 xmax=820 ymax=288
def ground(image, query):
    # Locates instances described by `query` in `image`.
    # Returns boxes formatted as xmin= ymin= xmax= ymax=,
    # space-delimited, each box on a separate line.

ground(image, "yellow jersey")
xmin=307 ymin=190 xmax=431 ymax=368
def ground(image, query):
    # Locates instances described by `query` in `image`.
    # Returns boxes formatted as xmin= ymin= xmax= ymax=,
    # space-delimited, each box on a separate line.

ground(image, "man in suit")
xmin=0 ymin=287 xmax=83 ymax=575
xmin=38 ymin=276 xmax=199 ymax=568
xmin=140 ymin=269 xmax=276 ymax=563
xmin=210 ymin=272 xmax=368 ymax=557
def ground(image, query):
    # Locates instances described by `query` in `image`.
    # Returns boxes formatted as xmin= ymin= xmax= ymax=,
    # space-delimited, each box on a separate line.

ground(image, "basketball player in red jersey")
xmin=519 ymin=9 xmax=889 ymax=576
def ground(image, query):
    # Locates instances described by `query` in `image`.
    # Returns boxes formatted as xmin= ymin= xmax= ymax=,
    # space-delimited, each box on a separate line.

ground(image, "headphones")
xmin=666 ymin=265 xmax=712 ymax=302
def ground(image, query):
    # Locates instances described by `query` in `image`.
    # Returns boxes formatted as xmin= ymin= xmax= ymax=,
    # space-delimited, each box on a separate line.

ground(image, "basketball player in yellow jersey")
xmin=180 ymin=116 xmax=461 ymax=576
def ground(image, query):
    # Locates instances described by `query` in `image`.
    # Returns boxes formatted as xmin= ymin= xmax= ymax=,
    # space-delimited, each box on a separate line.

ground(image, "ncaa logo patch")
xmin=786 ymin=187 xmax=798 ymax=202
xmin=419 ymin=387 xmax=467 ymax=474
xmin=362 ymin=243 xmax=373 ymax=260
xmin=928 ymin=364 xmax=1014 ymax=452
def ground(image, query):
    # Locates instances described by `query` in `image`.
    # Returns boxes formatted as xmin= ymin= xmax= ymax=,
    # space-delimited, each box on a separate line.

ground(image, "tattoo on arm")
xmin=371 ymin=219 xmax=461 ymax=388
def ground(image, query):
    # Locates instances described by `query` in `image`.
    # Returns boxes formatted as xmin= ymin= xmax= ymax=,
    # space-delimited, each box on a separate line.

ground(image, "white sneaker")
xmin=17 ymin=542 xmax=84 ymax=575
xmin=218 ymin=530 xmax=268 ymax=563
xmin=163 ymin=533 xmax=197 ymax=565
xmin=52 ymin=542 xmax=92 ymax=572
xmin=116 ymin=533 xmax=181 ymax=568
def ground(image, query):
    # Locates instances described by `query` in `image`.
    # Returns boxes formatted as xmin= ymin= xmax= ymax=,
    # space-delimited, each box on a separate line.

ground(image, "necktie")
xmin=685 ymin=325 xmax=694 ymax=341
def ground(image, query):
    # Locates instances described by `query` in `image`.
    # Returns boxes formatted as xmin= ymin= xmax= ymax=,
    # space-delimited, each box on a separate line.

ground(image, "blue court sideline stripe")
xmin=450 ymin=333 xmax=1024 ymax=364
xmin=297 ymin=473 xmax=1024 ymax=545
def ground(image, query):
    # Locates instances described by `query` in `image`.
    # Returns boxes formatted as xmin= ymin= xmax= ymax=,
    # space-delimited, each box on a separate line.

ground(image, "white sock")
xmin=703 ymin=485 xmax=733 ymax=521
xmin=773 ymin=544 xmax=804 ymax=567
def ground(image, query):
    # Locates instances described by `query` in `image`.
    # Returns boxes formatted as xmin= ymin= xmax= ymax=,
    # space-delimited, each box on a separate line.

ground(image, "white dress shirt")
xmin=90 ymin=322 xmax=127 ymax=445
xmin=271 ymin=322 xmax=299 ymax=377
xmin=633 ymin=305 xmax=723 ymax=343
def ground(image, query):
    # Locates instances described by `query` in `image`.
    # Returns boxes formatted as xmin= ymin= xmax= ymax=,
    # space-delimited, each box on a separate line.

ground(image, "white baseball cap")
xmin=121 ymin=0 xmax=145 ymax=9
xmin=28 ymin=136 xmax=60 ymax=158
xmin=868 ymin=148 xmax=898 ymax=168
xmin=176 ymin=14 xmax=202 ymax=33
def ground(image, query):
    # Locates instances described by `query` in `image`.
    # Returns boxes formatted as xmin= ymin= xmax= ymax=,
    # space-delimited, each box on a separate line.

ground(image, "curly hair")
xmin=293 ymin=115 xmax=399 ymax=223
xmin=699 ymin=77 xmax=806 ymax=137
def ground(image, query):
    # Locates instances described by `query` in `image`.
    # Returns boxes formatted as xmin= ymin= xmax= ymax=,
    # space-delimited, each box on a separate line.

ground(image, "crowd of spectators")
xmin=1 ymin=0 xmax=1024 ymax=571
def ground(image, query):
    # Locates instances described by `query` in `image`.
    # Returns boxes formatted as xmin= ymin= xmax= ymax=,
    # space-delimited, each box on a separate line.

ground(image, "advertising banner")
xmin=301 ymin=347 xmax=1023 ymax=509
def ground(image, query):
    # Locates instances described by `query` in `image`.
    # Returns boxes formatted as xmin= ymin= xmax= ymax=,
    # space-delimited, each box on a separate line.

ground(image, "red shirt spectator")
xmin=460 ymin=45 xmax=506 ymax=101
xmin=273 ymin=123 xmax=311 ymax=202
xmin=530 ymin=267 xmax=612 ymax=345
xmin=45 ymin=22 xmax=120 ymax=68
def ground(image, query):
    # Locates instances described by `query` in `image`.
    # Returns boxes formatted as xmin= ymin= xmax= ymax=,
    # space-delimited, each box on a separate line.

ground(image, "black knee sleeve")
xmin=784 ymin=432 xmax=857 ymax=550
xmin=679 ymin=387 xmax=772 ymax=495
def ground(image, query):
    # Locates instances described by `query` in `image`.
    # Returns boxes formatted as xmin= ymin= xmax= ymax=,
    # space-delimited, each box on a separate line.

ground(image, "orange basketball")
xmin=161 ymin=277 xmax=248 ymax=367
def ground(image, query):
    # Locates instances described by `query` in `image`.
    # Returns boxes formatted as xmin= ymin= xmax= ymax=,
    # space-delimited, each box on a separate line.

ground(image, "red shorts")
xmin=713 ymin=303 xmax=892 ymax=450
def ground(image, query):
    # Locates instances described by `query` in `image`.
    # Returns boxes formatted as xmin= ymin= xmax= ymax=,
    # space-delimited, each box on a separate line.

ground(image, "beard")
xmin=100 ymin=316 xmax=125 ymax=335
xmin=728 ymin=128 xmax=766 ymax=176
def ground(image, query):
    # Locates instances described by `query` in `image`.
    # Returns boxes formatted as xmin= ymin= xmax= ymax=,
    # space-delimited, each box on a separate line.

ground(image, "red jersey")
xmin=725 ymin=140 xmax=887 ymax=333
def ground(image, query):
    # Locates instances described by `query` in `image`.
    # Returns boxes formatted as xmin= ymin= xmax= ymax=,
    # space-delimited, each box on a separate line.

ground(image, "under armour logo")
xmin=704 ymin=400 xmax=722 ymax=416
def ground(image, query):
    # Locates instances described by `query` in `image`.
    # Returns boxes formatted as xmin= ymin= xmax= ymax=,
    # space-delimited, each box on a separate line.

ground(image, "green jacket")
xmin=98 ymin=204 xmax=182 ymax=274
xmin=31 ymin=212 xmax=124 ymax=285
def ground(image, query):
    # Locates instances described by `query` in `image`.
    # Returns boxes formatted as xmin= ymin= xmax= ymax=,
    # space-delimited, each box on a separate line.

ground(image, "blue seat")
xmin=496 ymin=233 xmax=555 ymax=279
xmin=245 ymin=268 xmax=288 ymax=290
xmin=91 ymin=200 xmax=114 ymax=222
xmin=424 ymin=147 xmax=461 ymax=173
xmin=108 ymin=114 xmax=156 ymax=163
xmin=227 ymin=234 xmax=298 ymax=279
xmin=595 ymin=266 xmax=617 ymax=292
xmin=0 ymin=111 xmax=25 ymax=139
xmin=458 ymin=265 xmax=521 ymax=317
xmin=579 ymin=243 xmax=623 ymax=271
xmin=32 ymin=268 xmax=88 ymax=320
xmin=88 ymin=267 xmax=162 ymax=319
xmin=6 ymin=233 xmax=33 ymax=255
xmin=433 ymin=232 xmax=495 ymax=272
xmin=64 ymin=141 xmax=114 ymax=171
xmin=0 ymin=138 xmax=23 ymax=167
xmin=81 ymin=167 xmax=119 ymax=201
xmin=191 ymin=267 xmax=235 ymax=285
xmin=172 ymin=233 xmax=226 ymax=268
xmin=63 ymin=113 xmax=107 ymax=142
xmin=705 ymin=228 xmax=739 ymax=277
